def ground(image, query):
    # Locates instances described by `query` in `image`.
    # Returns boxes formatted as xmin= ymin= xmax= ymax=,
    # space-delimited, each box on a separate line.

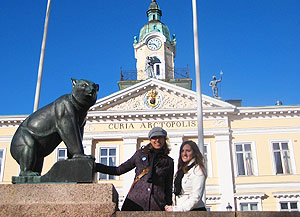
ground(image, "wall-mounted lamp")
xmin=226 ymin=202 xmax=232 ymax=211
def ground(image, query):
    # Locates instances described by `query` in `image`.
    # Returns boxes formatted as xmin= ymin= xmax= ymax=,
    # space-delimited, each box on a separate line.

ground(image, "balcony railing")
xmin=120 ymin=65 xmax=189 ymax=81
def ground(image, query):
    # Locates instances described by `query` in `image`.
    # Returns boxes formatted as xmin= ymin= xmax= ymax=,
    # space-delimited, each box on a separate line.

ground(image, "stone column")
xmin=168 ymin=136 xmax=183 ymax=172
xmin=215 ymin=132 xmax=235 ymax=211
xmin=122 ymin=137 xmax=138 ymax=195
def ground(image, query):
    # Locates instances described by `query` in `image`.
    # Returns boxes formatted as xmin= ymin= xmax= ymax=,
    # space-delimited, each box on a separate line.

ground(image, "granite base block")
xmin=0 ymin=183 xmax=118 ymax=217
xmin=12 ymin=158 xmax=96 ymax=184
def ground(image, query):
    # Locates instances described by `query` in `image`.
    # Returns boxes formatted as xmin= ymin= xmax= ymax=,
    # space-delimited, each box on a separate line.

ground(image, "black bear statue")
xmin=10 ymin=78 xmax=99 ymax=177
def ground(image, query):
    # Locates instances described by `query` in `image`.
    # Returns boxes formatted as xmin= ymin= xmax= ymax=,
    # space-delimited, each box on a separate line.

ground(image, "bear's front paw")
xmin=19 ymin=171 xmax=41 ymax=177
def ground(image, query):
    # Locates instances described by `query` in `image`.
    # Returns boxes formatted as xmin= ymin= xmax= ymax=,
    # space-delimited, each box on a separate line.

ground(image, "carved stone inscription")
xmin=108 ymin=120 xmax=197 ymax=130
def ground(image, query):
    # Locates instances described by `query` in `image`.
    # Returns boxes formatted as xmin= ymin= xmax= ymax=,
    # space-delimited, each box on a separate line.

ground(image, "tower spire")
xmin=147 ymin=0 xmax=162 ymax=21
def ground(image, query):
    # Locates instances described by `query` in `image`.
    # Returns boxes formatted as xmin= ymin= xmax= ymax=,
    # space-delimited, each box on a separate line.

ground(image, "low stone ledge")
xmin=1 ymin=183 xmax=299 ymax=217
xmin=116 ymin=211 xmax=300 ymax=217
xmin=236 ymin=211 xmax=300 ymax=217
xmin=0 ymin=183 xmax=118 ymax=217
xmin=116 ymin=211 xmax=234 ymax=217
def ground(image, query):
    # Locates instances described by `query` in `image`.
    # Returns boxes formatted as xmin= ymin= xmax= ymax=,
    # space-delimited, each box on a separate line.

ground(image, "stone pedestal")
xmin=0 ymin=183 xmax=118 ymax=217
xmin=12 ymin=158 xmax=96 ymax=184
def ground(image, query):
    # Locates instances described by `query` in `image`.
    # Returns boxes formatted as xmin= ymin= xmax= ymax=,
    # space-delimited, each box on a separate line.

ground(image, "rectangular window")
xmin=235 ymin=143 xmax=254 ymax=176
xmin=57 ymin=148 xmax=67 ymax=161
xmin=197 ymin=143 xmax=212 ymax=177
xmin=280 ymin=202 xmax=298 ymax=211
xmin=99 ymin=147 xmax=116 ymax=180
xmin=156 ymin=65 xmax=160 ymax=75
xmin=203 ymin=144 xmax=208 ymax=170
xmin=240 ymin=203 xmax=258 ymax=211
xmin=203 ymin=144 xmax=207 ymax=162
xmin=272 ymin=142 xmax=292 ymax=175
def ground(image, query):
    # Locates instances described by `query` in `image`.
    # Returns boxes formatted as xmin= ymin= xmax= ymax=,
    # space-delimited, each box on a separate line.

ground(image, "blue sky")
xmin=1 ymin=0 xmax=299 ymax=115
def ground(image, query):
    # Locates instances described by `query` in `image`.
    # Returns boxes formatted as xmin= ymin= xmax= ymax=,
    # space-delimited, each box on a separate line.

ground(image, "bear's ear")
xmin=71 ymin=78 xmax=77 ymax=87
xmin=95 ymin=84 xmax=99 ymax=92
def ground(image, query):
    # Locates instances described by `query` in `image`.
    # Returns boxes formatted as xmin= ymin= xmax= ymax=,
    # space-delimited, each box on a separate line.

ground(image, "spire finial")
xmin=147 ymin=0 xmax=162 ymax=21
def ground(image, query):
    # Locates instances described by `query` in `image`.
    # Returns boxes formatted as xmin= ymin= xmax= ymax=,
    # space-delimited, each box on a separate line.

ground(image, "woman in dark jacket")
xmin=96 ymin=127 xmax=174 ymax=211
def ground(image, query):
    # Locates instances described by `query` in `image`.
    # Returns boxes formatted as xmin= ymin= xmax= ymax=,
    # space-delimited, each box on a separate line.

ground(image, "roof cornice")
xmin=0 ymin=115 xmax=27 ymax=127
xmin=234 ymin=106 xmax=300 ymax=118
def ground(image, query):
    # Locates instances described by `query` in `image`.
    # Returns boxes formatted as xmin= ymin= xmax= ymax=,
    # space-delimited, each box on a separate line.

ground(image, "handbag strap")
xmin=128 ymin=166 xmax=150 ymax=193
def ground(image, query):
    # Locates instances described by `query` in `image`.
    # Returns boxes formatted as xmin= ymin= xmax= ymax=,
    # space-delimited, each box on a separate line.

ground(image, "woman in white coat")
xmin=165 ymin=140 xmax=207 ymax=212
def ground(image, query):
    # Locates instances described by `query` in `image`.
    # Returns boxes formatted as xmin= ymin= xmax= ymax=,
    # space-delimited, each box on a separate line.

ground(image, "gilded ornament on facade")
xmin=145 ymin=90 xmax=162 ymax=109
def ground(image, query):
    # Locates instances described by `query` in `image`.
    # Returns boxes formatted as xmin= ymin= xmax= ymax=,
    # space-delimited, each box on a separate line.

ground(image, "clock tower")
xmin=133 ymin=0 xmax=176 ymax=81
xmin=118 ymin=0 xmax=191 ymax=90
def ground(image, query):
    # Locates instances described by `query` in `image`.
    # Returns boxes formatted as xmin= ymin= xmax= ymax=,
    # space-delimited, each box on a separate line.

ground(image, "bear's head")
xmin=71 ymin=78 xmax=99 ymax=108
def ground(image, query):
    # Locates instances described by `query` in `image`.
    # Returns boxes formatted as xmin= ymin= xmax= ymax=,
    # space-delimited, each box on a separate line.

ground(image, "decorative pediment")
xmin=90 ymin=78 xmax=235 ymax=112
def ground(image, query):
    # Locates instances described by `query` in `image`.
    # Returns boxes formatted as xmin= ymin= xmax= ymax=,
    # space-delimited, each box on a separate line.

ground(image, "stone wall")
xmin=0 ymin=183 xmax=118 ymax=217
xmin=1 ymin=183 xmax=299 ymax=217
xmin=116 ymin=211 xmax=299 ymax=217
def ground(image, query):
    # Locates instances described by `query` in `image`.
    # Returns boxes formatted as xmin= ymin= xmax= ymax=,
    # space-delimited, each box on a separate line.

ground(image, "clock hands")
xmin=147 ymin=38 xmax=161 ymax=50
xmin=149 ymin=42 xmax=157 ymax=47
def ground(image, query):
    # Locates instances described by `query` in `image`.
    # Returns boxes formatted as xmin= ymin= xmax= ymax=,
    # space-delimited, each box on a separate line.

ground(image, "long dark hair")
xmin=143 ymin=137 xmax=170 ymax=155
xmin=177 ymin=140 xmax=206 ymax=177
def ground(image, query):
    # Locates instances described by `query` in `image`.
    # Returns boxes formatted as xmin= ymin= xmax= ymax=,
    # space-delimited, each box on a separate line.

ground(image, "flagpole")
xmin=33 ymin=0 xmax=52 ymax=112
xmin=192 ymin=0 xmax=204 ymax=154
xmin=192 ymin=0 xmax=206 ymax=206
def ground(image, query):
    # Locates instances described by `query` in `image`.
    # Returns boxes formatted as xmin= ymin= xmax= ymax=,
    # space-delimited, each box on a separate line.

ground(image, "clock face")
xmin=147 ymin=38 xmax=162 ymax=50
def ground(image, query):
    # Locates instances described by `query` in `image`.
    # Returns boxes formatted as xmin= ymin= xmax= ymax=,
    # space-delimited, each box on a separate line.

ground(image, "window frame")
xmin=55 ymin=147 xmax=68 ymax=162
xmin=0 ymin=148 xmax=6 ymax=182
xmin=235 ymin=193 xmax=264 ymax=211
xmin=96 ymin=145 xmax=119 ymax=181
xmin=204 ymin=142 xmax=213 ymax=177
xmin=155 ymin=64 xmax=160 ymax=76
xmin=240 ymin=202 xmax=258 ymax=211
xmin=233 ymin=141 xmax=258 ymax=177
xmin=279 ymin=201 xmax=299 ymax=211
xmin=273 ymin=192 xmax=300 ymax=211
xmin=270 ymin=139 xmax=297 ymax=175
